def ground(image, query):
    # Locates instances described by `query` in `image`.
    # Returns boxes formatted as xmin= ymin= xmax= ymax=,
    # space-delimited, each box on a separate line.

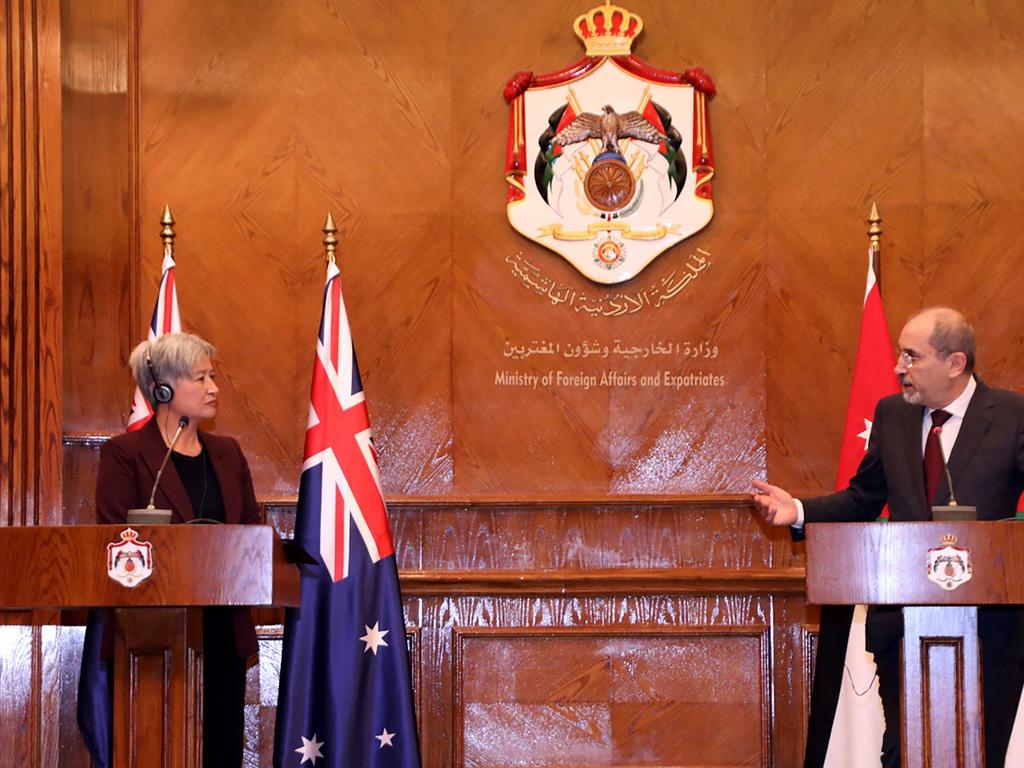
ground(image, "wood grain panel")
xmin=455 ymin=629 xmax=770 ymax=767
xmin=0 ymin=624 xmax=62 ymax=768
xmin=0 ymin=626 xmax=39 ymax=767
xmin=55 ymin=2 xmax=1024 ymax=499
xmin=131 ymin=0 xmax=453 ymax=499
xmin=1 ymin=0 xmax=62 ymax=527
xmin=923 ymin=0 xmax=1024 ymax=206
xmin=56 ymin=626 xmax=91 ymax=768
xmin=60 ymin=0 xmax=134 ymax=434
xmin=765 ymin=0 xmax=925 ymax=494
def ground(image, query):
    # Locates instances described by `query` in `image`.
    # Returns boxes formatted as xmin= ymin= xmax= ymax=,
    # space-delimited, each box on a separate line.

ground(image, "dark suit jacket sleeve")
xmin=95 ymin=437 xmax=140 ymax=524
xmin=803 ymin=398 xmax=890 ymax=524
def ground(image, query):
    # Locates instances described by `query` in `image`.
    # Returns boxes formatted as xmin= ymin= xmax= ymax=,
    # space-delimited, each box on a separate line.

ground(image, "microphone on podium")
xmin=930 ymin=424 xmax=977 ymax=521
xmin=126 ymin=416 xmax=189 ymax=525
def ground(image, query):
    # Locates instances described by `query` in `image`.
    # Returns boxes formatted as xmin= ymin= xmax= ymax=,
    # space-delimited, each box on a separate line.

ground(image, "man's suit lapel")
xmin=141 ymin=419 xmax=194 ymax=521
xmin=942 ymin=379 xmax=996 ymax=503
xmin=898 ymin=401 xmax=929 ymax=518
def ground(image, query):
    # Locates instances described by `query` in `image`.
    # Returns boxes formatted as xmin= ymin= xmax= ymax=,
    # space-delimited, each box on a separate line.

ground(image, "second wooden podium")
xmin=806 ymin=521 xmax=1024 ymax=768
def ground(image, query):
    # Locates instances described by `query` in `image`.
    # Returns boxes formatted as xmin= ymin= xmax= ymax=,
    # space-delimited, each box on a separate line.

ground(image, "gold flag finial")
xmin=160 ymin=205 xmax=176 ymax=260
xmin=868 ymin=202 xmax=882 ymax=250
xmin=323 ymin=212 xmax=338 ymax=264
xmin=867 ymin=202 xmax=882 ymax=286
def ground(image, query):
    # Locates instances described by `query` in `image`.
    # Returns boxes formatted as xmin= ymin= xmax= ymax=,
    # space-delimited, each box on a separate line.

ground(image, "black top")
xmin=170 ymin=444 xmax=225 ymax=522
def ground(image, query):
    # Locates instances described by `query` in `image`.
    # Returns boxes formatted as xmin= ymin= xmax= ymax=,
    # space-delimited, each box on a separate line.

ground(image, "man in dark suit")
xmin=753 ymin=307 xmax=1024 ymax=768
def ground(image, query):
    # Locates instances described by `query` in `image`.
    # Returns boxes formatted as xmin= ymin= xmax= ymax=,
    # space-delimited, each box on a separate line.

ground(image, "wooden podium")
xmin=806 ymin=521 xmax=1024 ymax=768
xmin=0 ymin=524 xmax=301 ymax=768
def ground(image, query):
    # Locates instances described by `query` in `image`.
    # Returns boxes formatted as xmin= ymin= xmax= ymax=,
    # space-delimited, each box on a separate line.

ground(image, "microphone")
xmin=126 ymin=416 xmax=189 ymax=525
xmin=930 ymin=424 xmax=978 ymax=521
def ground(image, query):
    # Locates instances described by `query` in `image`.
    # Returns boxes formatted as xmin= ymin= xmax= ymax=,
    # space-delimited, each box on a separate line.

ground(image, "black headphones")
xmin=145 ymin=347 xmax=174 ymax=404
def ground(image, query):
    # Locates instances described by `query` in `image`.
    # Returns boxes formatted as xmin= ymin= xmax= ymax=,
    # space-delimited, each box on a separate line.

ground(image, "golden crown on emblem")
xmin=573 ymin=1 xmax=644 ymax=57
xmin=940 ymin=533 xmax=958 ymax=546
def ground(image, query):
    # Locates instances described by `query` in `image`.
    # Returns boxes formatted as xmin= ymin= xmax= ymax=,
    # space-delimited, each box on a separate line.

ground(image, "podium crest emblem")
xmin=503 ymin=2 xmax=716 ymax=284
xmin=927 ymin=533 xmax=972 ymax=591
xmin=107 ymin=528 xmax=154 ymax=588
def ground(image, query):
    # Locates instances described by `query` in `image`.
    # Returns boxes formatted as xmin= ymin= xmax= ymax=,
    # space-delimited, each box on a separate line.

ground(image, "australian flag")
xmin=274 ymin=259 xmax=421 ymax=767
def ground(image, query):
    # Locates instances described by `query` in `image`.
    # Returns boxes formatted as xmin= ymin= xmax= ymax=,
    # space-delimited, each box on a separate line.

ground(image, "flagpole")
xmin=815 ymin=202 xmax=896 ymax=768
xmin=272 ymin=216 xmax=421 ymax=767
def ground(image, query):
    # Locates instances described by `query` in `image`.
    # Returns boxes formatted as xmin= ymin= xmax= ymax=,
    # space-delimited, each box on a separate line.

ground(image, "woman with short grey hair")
xmin=89 ymin=331 xmax=257 ymax=767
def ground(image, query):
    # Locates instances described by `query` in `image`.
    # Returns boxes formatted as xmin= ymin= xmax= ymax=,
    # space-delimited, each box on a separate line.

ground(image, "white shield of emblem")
xmin=504 ymin=3 xmax=715 ymax=285
xmin=107 ymin=528 xmax=154 ymax=588
xmin=927 ymin=534 xmax=972 ymax=591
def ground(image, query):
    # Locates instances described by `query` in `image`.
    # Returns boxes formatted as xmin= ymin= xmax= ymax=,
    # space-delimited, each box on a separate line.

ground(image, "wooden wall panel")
xmin=60 ymin=0 xmax=133 ymax=435
xmin=56 ymin=3 xmax=1024 ymax=498
xmin=131 ymin=0 xmax=454 ymax=499
xmin=765 ymin=0 xmax=926 ymax=494
xmin=455 ymin=629 xmax=769 ymax=767
xmin=1 ymin=0 xmax=62 ymax=526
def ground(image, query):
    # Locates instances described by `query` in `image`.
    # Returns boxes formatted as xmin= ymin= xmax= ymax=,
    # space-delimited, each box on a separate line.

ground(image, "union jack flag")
xmin=125 ymin=250 xmax=181 ymax=430
xmin=274 ymin=260 xmax=420 ymax=767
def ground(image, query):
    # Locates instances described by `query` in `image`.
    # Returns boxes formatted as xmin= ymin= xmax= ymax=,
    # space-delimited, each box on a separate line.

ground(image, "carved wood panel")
xmin=454 ymin=628 xmax=770 ymax=767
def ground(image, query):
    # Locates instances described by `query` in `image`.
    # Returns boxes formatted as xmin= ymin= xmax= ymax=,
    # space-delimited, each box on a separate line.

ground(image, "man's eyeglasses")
xmin=896 ymin=350 xmax=922 ymax=368
xmin=897 ymin=349 xmax=954 ymax=368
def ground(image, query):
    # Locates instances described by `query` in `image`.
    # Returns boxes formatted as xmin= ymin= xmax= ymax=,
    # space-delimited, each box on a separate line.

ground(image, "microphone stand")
xmin=126 ymin=416 xmax=189 ymax=525
xmin=930 ymin=424 xmax=977 ymax=521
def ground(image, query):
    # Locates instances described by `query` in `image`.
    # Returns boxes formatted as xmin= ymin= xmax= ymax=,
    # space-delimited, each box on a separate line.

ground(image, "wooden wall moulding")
xmin=401 ymin=566 xmax=804 ymax=597
xmin=1 ymin=0 xmax=63 ymax=528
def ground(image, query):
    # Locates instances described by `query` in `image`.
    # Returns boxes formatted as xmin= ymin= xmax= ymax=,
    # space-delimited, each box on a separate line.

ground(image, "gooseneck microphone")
xmin=930 ymin=424 xmax=978 ymax=521
xmin=126 ymin=416 xmax=189 ymax=525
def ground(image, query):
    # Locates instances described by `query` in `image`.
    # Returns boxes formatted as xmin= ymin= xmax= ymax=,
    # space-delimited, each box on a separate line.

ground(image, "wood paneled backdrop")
xmin=4 ymin=0 xmax=1024 ymax=765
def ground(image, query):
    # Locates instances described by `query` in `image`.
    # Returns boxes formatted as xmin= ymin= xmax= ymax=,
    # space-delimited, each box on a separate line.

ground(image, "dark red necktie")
xmin=923 ymin=409 xmax=952 ymax=506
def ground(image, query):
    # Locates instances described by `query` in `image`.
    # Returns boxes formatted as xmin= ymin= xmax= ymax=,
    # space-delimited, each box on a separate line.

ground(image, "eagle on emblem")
xmin=552 ymin=104 xmax=668 ymax=153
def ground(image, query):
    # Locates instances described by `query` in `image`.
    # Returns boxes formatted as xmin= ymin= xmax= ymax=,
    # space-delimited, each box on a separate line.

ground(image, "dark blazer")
xmin=803 ymin=379 xmax=1024 ymax=655
xmin=95 ymin=418 xmax=261 ymax=658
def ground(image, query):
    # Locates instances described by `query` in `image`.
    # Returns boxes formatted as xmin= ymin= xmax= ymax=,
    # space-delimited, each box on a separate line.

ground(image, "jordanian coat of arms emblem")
xmin=107 ymin=527 xmax=154 ymax=588
xmin=504 ymin=2 xmax=716 ymax=284
xmin=927 ymin=533 xmax=972 ymax=591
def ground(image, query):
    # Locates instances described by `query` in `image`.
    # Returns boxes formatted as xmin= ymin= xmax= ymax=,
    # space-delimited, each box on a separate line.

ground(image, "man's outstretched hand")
xmin=752 ymin=480 xmax=798 ymax=526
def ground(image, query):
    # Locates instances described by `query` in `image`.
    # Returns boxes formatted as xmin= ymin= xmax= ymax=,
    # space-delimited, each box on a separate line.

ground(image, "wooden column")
xmin=114 ymin=608 xmax=203 ymax=768
xmin=0 ymin=0 xmax=62 ymax=528
xmin=0 ymin=2 xmax=63 ymax=766
xmin=903 ymin=606 xmax=982 ymax=768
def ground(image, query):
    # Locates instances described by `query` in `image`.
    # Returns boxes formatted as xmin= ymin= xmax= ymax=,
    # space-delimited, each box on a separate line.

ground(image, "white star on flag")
xmin=295 ymin=734 xmax=325 ymax=764
xmin=857 ymin=418 xmax=873 ymax=451
xmin=360 ymin=622 xmax=389 ymax=655
xmin=375 ymin=728 xmax=396 ymax=748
